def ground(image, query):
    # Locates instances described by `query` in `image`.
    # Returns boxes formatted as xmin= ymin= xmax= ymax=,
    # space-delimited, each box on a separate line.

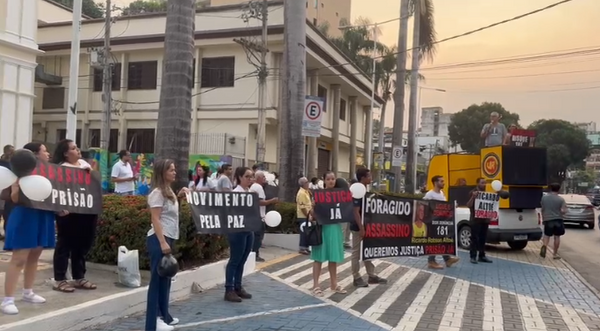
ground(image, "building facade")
xmin=33 ymin=1 xmax=380 ymax=179
xmin=574 ymin=121 xmax=597 ymax=134
xmin=420 ymin=106 xmax=452 ymax=138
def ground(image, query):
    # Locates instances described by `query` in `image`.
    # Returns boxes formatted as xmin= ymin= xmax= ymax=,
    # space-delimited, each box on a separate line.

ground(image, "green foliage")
xmin=267 ymin=192 xmax=424 ymax=234
xmin=527 ymin=119 xmax=590 ymax=182
xmin=448 ymin=102 xmax=520 ymax=153
xmin=121 ymin=0 xmax=168 ymax=16
xmin=53 ymin=0 xmax=104 ymax=18
xmin=89 ymin=195 xmax=228 ymax=270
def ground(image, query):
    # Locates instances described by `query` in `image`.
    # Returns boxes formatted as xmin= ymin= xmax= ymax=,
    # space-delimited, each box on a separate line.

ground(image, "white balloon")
xmin=350 ymin=183 xmax=367 ymax=199
xmin=0 ymin=166 xmax=17 ymax=190
xmin=491 ymin=180 xmax=503 ymax=192
xmin=19 ymin=175 xmax=53 ymax=201
xmin=265 ymin=210 xmax=282 ymax=227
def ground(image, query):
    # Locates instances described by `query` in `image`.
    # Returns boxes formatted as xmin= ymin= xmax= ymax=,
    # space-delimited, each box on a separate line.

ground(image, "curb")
xmin=0 ymin=254 xmax=257 ymax=331
xmin=557 ymin=252 xmax=600 ymax=302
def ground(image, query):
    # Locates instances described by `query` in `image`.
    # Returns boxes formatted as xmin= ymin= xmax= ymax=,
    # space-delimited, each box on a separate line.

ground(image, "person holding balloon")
xmin=51 ymin=139 xmax=98 ymax=293
xmin=0 ymin=143 xmax=55 ymax=315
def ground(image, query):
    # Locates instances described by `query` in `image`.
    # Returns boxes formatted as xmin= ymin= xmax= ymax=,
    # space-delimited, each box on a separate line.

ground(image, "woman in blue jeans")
xmin=224 ymin=166 xmax=255 ymax=302
xmin=145 ymin=159 xmax=189 ymax=331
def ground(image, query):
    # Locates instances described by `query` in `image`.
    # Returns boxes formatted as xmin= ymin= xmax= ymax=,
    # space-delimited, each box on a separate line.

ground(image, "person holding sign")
xmin=467 ymin=178 xmax=493 ymax=264
xmin=308 ymin=173 xmax=347 ymax=297
xmin=1 ymin=143 xmax=54 ymax=315
xmin=145 ymin=159 xmax=187 ymax=331
xmin=224 ymin=167 xmax=255 ymax=303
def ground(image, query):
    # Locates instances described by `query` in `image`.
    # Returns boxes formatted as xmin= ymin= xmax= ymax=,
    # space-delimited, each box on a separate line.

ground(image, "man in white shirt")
xmin=111 ymin=150 xmax=135 ymax=196
xmin=216 ymin=164 xmax=233 ymax=192
xmin=423 ymin=175 xmax=460 ymax=269
xmin=250 ymin=171 xmax=278 ymax=262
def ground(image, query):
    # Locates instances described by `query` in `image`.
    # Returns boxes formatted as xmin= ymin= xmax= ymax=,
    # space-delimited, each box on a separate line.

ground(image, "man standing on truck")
xmin=540 ymin=182 xmax=567 ymax=260
xmin=480 ymin=112 xmax=507 ymax=147
xmin=423 ymin=175 xmax=460 ymax=269
xmin=467 ymin=178 xmax=493 ymax=264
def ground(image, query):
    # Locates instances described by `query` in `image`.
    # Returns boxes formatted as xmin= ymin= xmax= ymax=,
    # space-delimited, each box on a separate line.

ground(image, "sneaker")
xmin=478 ymin=257 xmax=492 ymax=263
xmin=23 ymin=293 xmax=46 ymax=304
xmin=540 ymin=245 xmax=547 ymax=258
xmin=299 ymin=249 xmax=310 ymax=255
xmin=470 ymin=257 xmax=478 ymax=264
xmin=0 ymin=301 xmax=18 ymax=315
xmin=353 ymin=278 xmax=369 ymax=288
xmin=368 ymin=276 xmax=387 ymax=285
xmin=235 ymin=287 xmax=252 ymax=299
xmin=160 ymin=317 xmax=179 ymax=326
xmin=156 ymin=318 xmax=175 ymax=331
xmin=255 ymin=256 xmax=266 ymax=263
xmin=428 ymin=261 xmax=444 ymax=269
xmin=224 ymin=290 xmax=242 ymax=303
xmin=445 ymin=257 xmax=460 ymax=267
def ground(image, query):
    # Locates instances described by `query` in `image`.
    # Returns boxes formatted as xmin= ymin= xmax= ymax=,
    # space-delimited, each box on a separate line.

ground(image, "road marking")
xmin=437 ymin=279 xmax=469 ymax=331
xmin=516 ymin=294 xmax=547 ymax=330
xmin=337 ymin=263 xmax=400 ymax=311
xmin=391 ymin=273 xmax=444 ymax=331
xmin=175 ymin=302 xmax=330 ymax=329
xmin=362 ymin=268 xmax=419 ymax=325
xmin=555 ymin=304 xmax=591 ymax=331
xmin=298 ymin=258 xmax=353 ymax=290
xmin=483 ymin=287 xmax=504 ymax=331
xmin=322 ymin=260 xmax=384 ymax=299
xmin=255 ymin=253 xmax=300 ymax=270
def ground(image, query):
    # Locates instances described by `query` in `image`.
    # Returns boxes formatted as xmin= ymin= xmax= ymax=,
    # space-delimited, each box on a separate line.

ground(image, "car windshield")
xmin=588 ymin=189 xmax=600 ymax=194
xmin=560 ymin=194 xmax=592 ymax=205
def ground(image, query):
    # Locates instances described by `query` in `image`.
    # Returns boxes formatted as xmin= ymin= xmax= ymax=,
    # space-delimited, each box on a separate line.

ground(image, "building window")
xmin=317 ymin=85 xmax=327 ymax=112
xmin=42 ymin=87 xmax=65 ymax=109
xmin=126 ymin=129 xmax=155 ymax=153
xmin=93 ymin=63 xmax=122 ymax=92
xmin=127 ymin=61 xmax=158 ymax=90
xmin=57 ymin=129 xmax=81 ymax=146
xmin=339 ymin=99 xmax=346 ymax=121
xmin=313 ymin=18 xmax=317 ymax=25
xmin=191 ymin=61 xmax=196 ymax=89
xmin=88 ymin=129 xmax=119 ymax=152
xmin=201 ymin=57 xmax=235 ymax=88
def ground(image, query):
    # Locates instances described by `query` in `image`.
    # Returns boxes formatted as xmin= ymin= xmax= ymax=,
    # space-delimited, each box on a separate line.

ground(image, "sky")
xmin=350 ymin=0 xmax=600 ymax=128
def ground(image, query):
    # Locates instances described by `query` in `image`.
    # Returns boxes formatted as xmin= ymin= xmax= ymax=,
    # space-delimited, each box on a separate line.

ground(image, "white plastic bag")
xmin=118 ymin=246 xmax=141 ymax=288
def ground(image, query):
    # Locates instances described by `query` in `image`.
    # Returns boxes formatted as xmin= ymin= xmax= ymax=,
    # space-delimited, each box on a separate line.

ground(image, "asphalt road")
xmin=560 ymin=208 xmax=600 ymax=293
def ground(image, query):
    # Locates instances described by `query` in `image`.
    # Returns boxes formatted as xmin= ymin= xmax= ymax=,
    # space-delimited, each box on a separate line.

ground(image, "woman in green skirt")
xmin=310 ymin=172 xmax=346 ymax=296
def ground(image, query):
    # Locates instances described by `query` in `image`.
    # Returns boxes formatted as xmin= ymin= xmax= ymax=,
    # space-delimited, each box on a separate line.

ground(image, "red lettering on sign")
xmin=65 ymin=168 xmax=72 ymax=183
xmin=365 ymin=223 xmax=410 ymax=238
xmin=313 ymin=190 xmax=353 ymax=204
xmin=85 ymin=171 xmax=91 ymax=185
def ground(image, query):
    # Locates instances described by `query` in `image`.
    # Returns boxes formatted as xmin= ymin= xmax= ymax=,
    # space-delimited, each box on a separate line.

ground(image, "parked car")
xmin=586 ymin=188 xmax=600 ymax=206
xmin=560 ymin=194 xmax=596 ymax=229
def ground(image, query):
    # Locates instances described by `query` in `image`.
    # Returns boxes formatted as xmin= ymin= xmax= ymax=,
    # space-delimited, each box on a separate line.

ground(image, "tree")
xmin=154 ymin=0 xmax=196 ymax=190
xmin=121 ymin=0 xmax=167 ymax=16
xmin=528 ymin=119 xmax=590 ymax=183
xmin=53 ymin=0 xmax=104 ymax=18
xmin=448 ymin=102 xmax=520 ymax=153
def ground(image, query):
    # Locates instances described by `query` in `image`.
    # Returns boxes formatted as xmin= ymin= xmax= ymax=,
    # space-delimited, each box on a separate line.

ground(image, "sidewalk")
xmin=85 ymin=242 xmax=600 ymax=331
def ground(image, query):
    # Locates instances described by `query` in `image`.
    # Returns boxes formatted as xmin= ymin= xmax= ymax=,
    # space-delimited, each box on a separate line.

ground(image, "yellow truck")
xmin=427 ymin=145 xmax=545 ymax=250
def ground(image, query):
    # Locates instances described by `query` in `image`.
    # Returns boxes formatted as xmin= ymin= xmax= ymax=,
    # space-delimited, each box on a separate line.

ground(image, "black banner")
xmin=361 ymin=194 xmax=457 ymax=261
xmin=311 ymin=188 xmax=355 ymax=225
xmin=20 ymin=162 xmax=102 ymax=214
xmin=186 ymin=191 xmax=262 ymax=234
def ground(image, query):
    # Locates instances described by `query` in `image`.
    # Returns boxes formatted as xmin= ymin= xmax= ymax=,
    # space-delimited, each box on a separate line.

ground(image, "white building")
xmin=573 ymin=121 xmax=597 ymax=134
xmin=33 ymin=1 xmax=381 ymax=178
xmin=420 ymin=106 xmax=452 ymax=138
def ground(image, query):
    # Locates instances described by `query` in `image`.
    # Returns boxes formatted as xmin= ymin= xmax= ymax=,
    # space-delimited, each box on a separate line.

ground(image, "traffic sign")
xmin=391 ymin=146 xmax=403 ymax=167
xmin=302 ymin=96 xmax=325 ymax=137
xmin=305 ymin=102 xmax=322 ymax=120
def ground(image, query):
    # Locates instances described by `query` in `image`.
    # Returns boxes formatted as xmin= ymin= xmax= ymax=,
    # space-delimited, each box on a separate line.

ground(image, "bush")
xmin=88 ymin=195 xmax=229 ymax=270
xmin=266 ymin=192 xmax=423 ymax=234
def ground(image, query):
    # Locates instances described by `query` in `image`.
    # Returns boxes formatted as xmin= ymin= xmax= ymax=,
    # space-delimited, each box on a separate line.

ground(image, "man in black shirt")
xmin=467 ymin=178 xmax=492 ymax=264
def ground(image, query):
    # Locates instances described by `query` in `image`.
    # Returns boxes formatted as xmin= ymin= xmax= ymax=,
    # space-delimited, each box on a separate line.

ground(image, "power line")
xmin=425 ymin=84 xmax=600 ymax=94
xmin=425 ymin=68 xmax=600 ymax=81
xmin=314 ymin=0 xmax=575 ymax=71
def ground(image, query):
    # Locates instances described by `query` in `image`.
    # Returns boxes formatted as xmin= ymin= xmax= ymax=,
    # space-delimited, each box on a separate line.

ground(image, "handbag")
xmin=303 ymin=219 xmax=322 ymax=246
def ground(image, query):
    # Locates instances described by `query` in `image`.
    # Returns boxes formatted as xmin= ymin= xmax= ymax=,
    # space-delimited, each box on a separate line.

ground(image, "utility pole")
xmin=279 ymin=0 xmax=306 ymax=201
xmin=366 ymin=24 xmax=378 ymax=171
xmin=405 ymin=0 xmax=422 ymax=194
xmin=391 ymin=0 xmax=410 ymax=193
xmin=236 ymin=0 xmax=268 ymax=165
xmin=66 ymin=0 xmax=83 ymax=141
xmin=100 ymin=0 xmax=112 ymax=151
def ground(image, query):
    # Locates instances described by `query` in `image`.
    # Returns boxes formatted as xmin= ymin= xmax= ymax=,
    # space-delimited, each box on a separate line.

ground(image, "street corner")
xmin=89 ymin=271 xmax=387 ymax=331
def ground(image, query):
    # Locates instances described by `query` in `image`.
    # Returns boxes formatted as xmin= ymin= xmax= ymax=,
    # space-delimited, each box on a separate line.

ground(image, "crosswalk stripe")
xmin=500 ymin=291 xmax=525 ymax=331
xmin=391 ymin=273 xmax=444 ymax=331
xmin=298 ymin=259 xmax=354 ymax=290
xmin=463 ymin=283 xmax=485 ymax=330
xmin=380 ymin=272 xmax=432 ymax=327
xmin=555 ymin=305 xmax=591 ymax=331
xmin=293 ymin=257 xmax=352 ymax=286
xmin=323 ymin=260 xmax=385 ymax=299
xmin=337 ymin=263 xmax=401 ymax=311
xmin=483 ymin=287 xmax=504 ymax=331
xmin=362 ymin=268 xmax=420 ymax=325
xmin=516 ymin=294 xmax=547 ymax=330
xmin=270 ymin=258 xmax=313 ymax=278
xmin=413 ymin=277 xmax=456 ymax=330
xmin=438 ymin=279 xmax=469 ymax=331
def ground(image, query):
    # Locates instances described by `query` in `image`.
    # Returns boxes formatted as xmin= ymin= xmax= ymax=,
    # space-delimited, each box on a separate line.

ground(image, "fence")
xmin=191 ymin=133 xmax=246 ymax=160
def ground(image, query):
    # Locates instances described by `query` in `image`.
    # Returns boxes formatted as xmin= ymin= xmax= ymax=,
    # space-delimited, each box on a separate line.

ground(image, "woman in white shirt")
xmin=51 ymin=140 xmax=98 ymax=293
xmin=224 ymin=167 xmax=254 ymax=302
xmin=144 ymin=159 xmax=188 ymax=331
xmin=193 ymin=165 xmax=214 ymax=191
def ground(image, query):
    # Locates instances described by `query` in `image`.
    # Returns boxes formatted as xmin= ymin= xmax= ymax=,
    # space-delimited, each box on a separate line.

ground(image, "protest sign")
xmin=474 ymin=191 xmax=499 ymax=220
xmin=311 ymin=188 xmax=355 ymax=225
xmin=361 ymin=194 xmax=457 ymax=261
xmin=186 ymin=191 xmax=262 ymax=234
xmin=509 ymin=129 xmax=536 ymax=147
xmin=17 ymin=162 xmax=103 ymax=214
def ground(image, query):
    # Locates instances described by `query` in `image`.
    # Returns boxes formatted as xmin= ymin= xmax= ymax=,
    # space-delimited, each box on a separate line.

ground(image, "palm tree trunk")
xmin=375 ymin=99 xmax=388 ymax=186
xmin=278 ymin=0 xmax=306 ymax=201
xmin=405 ymin=0 xmax=422 ymax=194
xmin=154 ymin=0 xmax=195 ymax=190
xmin=391 ymin=0 xmax=410 ymax=193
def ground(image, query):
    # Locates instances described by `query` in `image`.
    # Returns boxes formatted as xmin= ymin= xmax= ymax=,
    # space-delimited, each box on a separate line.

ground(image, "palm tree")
xmin=154 ymin=0 xmax=196 ymax=190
